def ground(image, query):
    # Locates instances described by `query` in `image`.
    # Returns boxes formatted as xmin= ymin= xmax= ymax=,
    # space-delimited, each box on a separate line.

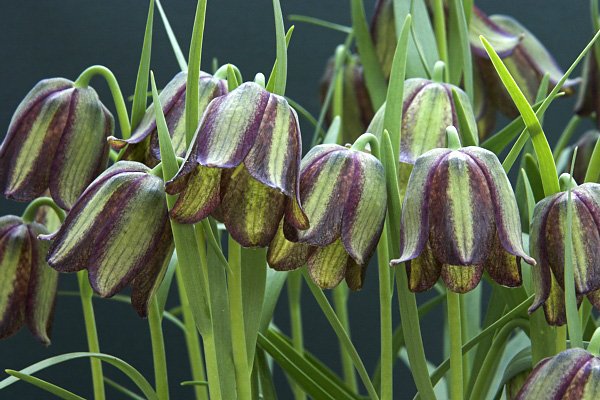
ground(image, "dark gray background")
xmin=0 ymin=1 xmax=592 ymax=399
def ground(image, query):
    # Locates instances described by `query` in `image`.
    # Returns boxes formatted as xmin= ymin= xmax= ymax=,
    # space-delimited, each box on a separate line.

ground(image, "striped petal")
xmin=484 ymin=232 xmax=522 ymax=287
xmin=267 ymin=222 xmax=311 ymax=271
xmin=307 ymin=240 xmax=350 ymax=289
xmin=469 ymin=6 xmax=521 ymax=58
xmin=169 ymin=165 xmax=221 ymax=224
xmin=405 ymin=241 xmax=442 ymax=292
xmin=345 ymin=258 xmax=367 ymax=291
xmin=26 ymin=223 xmax=58 ymax=345
xmin=394 ymin=148 xmax=450 ymax=263
xmin=441 ymin=264 xmax=484 ymax=293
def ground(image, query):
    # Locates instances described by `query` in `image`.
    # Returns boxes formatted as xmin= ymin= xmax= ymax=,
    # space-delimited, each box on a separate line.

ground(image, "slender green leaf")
xmin=266 ymin=27 xmax=294 ymax=93
xmin=241 ymin=247 xmax=267 ymax=365
xmin=271 ymin=0 xmax=287 ymax=95
xmin=156 ymin=253 xmax=178 ymax=315
xmin=448 ymin=0 xmax=473 ymax=100
xmin=553 ymin=116 xmax=582 ymax=161
xmin=104 ymin=377 xmax=145 ymax=400
xmin=155 ymin=0 xmax=187 ymax=71
xmin=4 ymin=370 xmax=85 ymax=400
xmin=181 ymin=381 xmax=209 ymax=386
xmin=131 ymin=0 xmax=155 ymax=130
xmin=255 ymin=349 xmax=278 ymax=400
xmin=259 ymin=269 xmax=289 ymax=333
xmin=288 ymin=15 xmax=352 ymax=34
xmin=451 ymin=88 xmax=478 ymax=147
xmin=323 ymin=116 xmax=342 ymax=145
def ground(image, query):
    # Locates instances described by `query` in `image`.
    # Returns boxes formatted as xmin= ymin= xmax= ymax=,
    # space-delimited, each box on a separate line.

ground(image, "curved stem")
xmin=287 ymin=271 xmax=307 ymax=400
xmin=332 ymin=284 xmax=358 ymax=392
xmin=447 ymin=291 xmax=463 ymax=400
xmin=446 ymin=126 xmax=462 ymax=150
xmin=21 ymin=197 xmax=65 ymax=224
xmin=148 ymin=297 xmax=169 ymax=400
xmin=352 ymin=133 xmax=381 ymax=158
xmin=377 ymin=227 xmax=393 ymax=400
xmin=77 ymin=272 xmax=105 ymax=400
xmin=74 ymin=65 xmax=131 ymax=139
xmin=228 ymin=236 xmax=252 ymax=400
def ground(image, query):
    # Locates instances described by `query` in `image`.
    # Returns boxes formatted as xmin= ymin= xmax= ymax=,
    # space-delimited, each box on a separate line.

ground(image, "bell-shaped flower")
xmin=165 ymin=82 xmax=308 ymax=247
xmin=45 ymin=161 xmax=173 ymax=316
xmin=391 ymin=147 xmax=535 ymax=293
xmin=267 ymin=144 xmax=387 ymax=290
xmin=0 ymin=78 xmax=113 ymax=209
xmin=109 ymin=71 xmax=227 ymax=166
xmin=0 ymin=216 xmax=58 ymax=345
xmin=320 ymin=54 xmax=374 ymax=144
xmin=515 ymin=348 xmax=600 ymax=399
xmin=529 ymin=182 xmax=600 ymax=326
xmin=367 ymin=78 xmax=477 ymax=165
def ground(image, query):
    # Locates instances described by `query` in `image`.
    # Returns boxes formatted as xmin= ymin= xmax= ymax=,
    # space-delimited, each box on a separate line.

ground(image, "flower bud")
xmin=0 ymin=216 xmax=58 ymax=345
xmin=515 ymin=348 xmax=600 ymax=399
xmin=319 ymin=54 xmax=374 ymax=144
xmin=268 ymin=144 xmax=387 ymax=290
xmin=0 ymin=78 xmax=114 ymax=209
xmin=529 ymin=182 xmax=600 ymax=326
xmin=109 ymin=71 xmax=227 ymax=166
xmin=166 ymin=82 xmax=308 ymax=247
xmin=574 ymin=51 xmax=600 ymax=126
xmin=471 ymin=9 xmax=577 ymax=118
xmin=367 ymin=78 xmax=477 ymax=164
xmin=45 ymin=161 xmax=173 ymax=316
xmin=391 ymin=147 xmax=534 ymax=293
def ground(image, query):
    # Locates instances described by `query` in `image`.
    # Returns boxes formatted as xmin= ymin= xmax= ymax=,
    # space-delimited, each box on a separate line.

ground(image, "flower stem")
xmin=77 ymin=271 xmax=105 ymax=400
xmin=74 ymin=65 xmax=131 ymax=139
xmin=433 ymin=0 xmax=449 ymax=77
xmin=377 ymin=227 xmax=393 ymax=400
xmin=332 ymin=284 xmax=358 ymax=392
xmin=228 ymin=236 xmax=252 ymax=400
xmin=148 ymin=297 xmax=169 ymax=400
xmin=175 ymin=267 xmax=208 ymax=400
xmin=352 ymin=133 xmax=381 ymax=158
xmin=287 ymin=271 xmax=308 ymax=400
xmin=21 ymin=197 xmax=65 ymax=224
xmin=447 ymin=291 xmax=463 ymax=400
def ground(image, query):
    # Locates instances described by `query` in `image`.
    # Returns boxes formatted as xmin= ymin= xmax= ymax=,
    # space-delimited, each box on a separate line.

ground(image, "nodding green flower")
xmin=165 ymin=82 xmax=308 ymax=247
xmin=267 ymin=144 xmax=387 ymax=290
xmin=515 ymin=348 xmax=600 ymax=399
xmin=45 ymin=161 xmax=173 ymax=317
xmin=529 ymin=182 xmax=600 ymax=326
xmin=0 ymin=216 xmax=58 ymax=345
xmin=575 ymin=51 xmax=600 ymax=127
xmin=319 ymin=54 xmax=374 ymax=144
xmin=109 ymin=71 xmax=227 ymax=166
xmin=0 ymin=78 xmax=114 ymax=210
xmin=471 ymin=8 xmax=578 ymax=118
xmin=367 ymin=79 xmax=477 ymax=165
xmin=391 ymin=147 xmax=534 ymax=293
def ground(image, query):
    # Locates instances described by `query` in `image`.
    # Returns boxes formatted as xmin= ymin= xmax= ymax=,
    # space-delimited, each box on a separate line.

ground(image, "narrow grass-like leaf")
xmin=480 ymin=36 xmax=559 ymax=196
xmin=155 ymin=0 xmax=187 ymax=71
xmin=553 ymin=116 xmax=582 ymax=161
xmin=181 ymin=381 xmax=209 ymax=386
xmin=383 ymin=14 xmax=412 ymax=160
xmin=156 ymin=253 xmax=178 ymax=315
xmin=241 ymin=247 xmax=267 ymax=365
xmin=288 ymin=15 xmax=352 ymax=34
xmin=255 ymin=349 xmax=278 ymax=400
xmin=104 ymin=377 xmax=146 ymax=400
xmin=131 ymin=0 xmax=155 ymax=130
xmin=448 ymin=0 xmax=473 ymax=100
xmin=451 ymin=88 xmax=478 ymax=147
xmin=266 ymin=27 xmax=294 ymax=93
xmin=271 ymin=0 xmax=287 ymax=95
xmin=185 ymin=0 xmax=208 ymax=146
xmin=323 ymin=116 xmax=342 ymax=144
xmin=351 ymin=0 xmax=387 ymax=108
xmin=4 ymin=370 xmax=85 ymax=400
xmin=0 ymin=353 xmax=157 ymax=400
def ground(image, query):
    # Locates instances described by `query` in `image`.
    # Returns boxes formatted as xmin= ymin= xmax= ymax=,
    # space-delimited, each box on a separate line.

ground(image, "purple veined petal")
xmin=462 ymin=147 xmax=535 ymax=265
xmin=267 ymin=221 xmax=312 ymax=271
xmin=340 ymin=150 xmax=387 ymax=265
xmin=469 ymin=6 xmax=521 ymax=58
xmin=405 ymin=241 xmax=442 ymax=292
xmin=50 ymin=86 xmax=113 ymax=209
xmin=393 ymin=148 xmax=450 ymax=264
xmin=0 ymin=222 xmax=32 ymax=340
xmin=307 ymin=239 xmax=350 ymax=289
xmin=543 ymin=273 xmax=568 ymax=326
xmin=566 ymin=355 xmax=600 ymax=398
xmin=169 ymin=165 xmax=222 ymax=224
xmin=484 ymin=232 xmax=522 ymax=288
xmin=440 ymin=264 xmax=484 ymax=293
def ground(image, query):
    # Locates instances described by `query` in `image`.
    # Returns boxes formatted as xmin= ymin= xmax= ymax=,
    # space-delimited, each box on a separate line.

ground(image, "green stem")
xmin=377 ymin=227 xmax=393 ymax=400
xmin=228 ymin=236 xmax=252 ymax=400
xmin=74 ymin=65 xmax=131 ymax=139
xmin=447 ymin=291 xmax=463 ymax=400
xmin=271 ymin=0 xmax=287 ymax=96
xmin=175 ymin=267 xmax=208 ymax=400
xmin=432 ymin=0 xmax=449 ymax=77
xmin=351 ymin=133 xmax=380 ymax=158
xmin=591 ymin=0 xmax=600 ymax=68
xmin=553 ymin=115 xmax=582 ymax=161
xmin=287 ymin=271 xmax=307 ymax=400
xmin=148 ymin=297 xmax=169 ymax=400
xmin=77 ymin=272 xmax=105 ymax=400
xmin=446 ymin=126 xmax=462 ymax=150
xmin=21 ymin=197 xmax=66 ymax=224
xmin=303 ymin=271 xmax=380 ymax=400
xmin=332 ymin=284 xmax=358 ymax=392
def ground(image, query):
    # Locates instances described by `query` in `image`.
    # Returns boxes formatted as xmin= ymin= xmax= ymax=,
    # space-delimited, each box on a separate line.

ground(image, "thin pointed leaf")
xmin=155 ymin=0 xmax=187 ymax=71
xmin=104 ymin=377 xmax=146 ymax=400
xmin=266 ymin=27 xmax=294 ymax=93
xmin=131 ymin=0 xmax=155 ymax=130
xmin=241 ymin=247 xmax=267 ymax=365
xmin=288 ymin=15 xmax=352 ymax=34
xmin=323 ymin=116 xmax=341 ymax=144
xmin=451 ymin=88 xmax=478 ymax=146
xmin=4 ymin=370 xmax=85 ymax=400
xmin=270 ymin=0 xmax=287 ymax=95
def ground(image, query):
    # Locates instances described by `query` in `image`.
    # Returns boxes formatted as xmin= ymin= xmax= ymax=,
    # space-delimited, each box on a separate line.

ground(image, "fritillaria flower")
xmin=109 ymin=71 xmax=227 ymax=166
xmin=529 ymin=183 xmax=600 ymax=326
xmin=515 ymin=348 xmax=600 ymax=399
xmin=0 ymin=78 xmax=113 ymax=209
xmin=367 ymin=78 xmax=477 ymax=165
xmin=166 ymin=82 xmax=308 ymax=247
xmin=391 ymin=147 xmax=535 ymax=293
xmin=45 ymin=161 xmax=173 ymax=316
xmin=268 ymin=144 xmax=387 ymax=290
xmin=0 ymin=216 xmax=58 ymax=345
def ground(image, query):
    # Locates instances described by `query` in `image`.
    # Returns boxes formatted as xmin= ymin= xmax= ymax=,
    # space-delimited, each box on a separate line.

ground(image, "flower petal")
xmin=469 ymin=6 xmax=521 ymax=58
xmin=441 ymin=264 xmax=483 ymax=293
xmin=169 ymin=165 xmax=222 ymax=224
xmin=307 ymin=239 xmax=350 ymax=289
xmin=345 ymin=258 xmax=367 ymax=291
xmin=267 ymin=222 xmax=311 ymax=271
xmin=484 ymin=232 xmax=522 ymax=287
xmin=405 ymin=241 xmax=442 ymax=292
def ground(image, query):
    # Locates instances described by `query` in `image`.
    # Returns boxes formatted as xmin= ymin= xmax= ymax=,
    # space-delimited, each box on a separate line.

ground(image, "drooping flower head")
xmin=268 ymin=144 xmax=387 ymax=290
xmin=529 ymin=182 xmax=600 ymax=326
xmin=109 ymin=71 xmax=227 ymax=166
xmin=0 ymin=78 xmax=113 ymax=209
xmin=391 ymin=147 xmax=535 ymax=293
xmin=45 ymin=161 xmax=173 ymax=316
xmin=515 ymin=348 xmax=600 ymax=399
xmin=0 ymin=216 xmax=58 ymax=345
xmin=166 ymin=82 xmax=308 ymax=247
